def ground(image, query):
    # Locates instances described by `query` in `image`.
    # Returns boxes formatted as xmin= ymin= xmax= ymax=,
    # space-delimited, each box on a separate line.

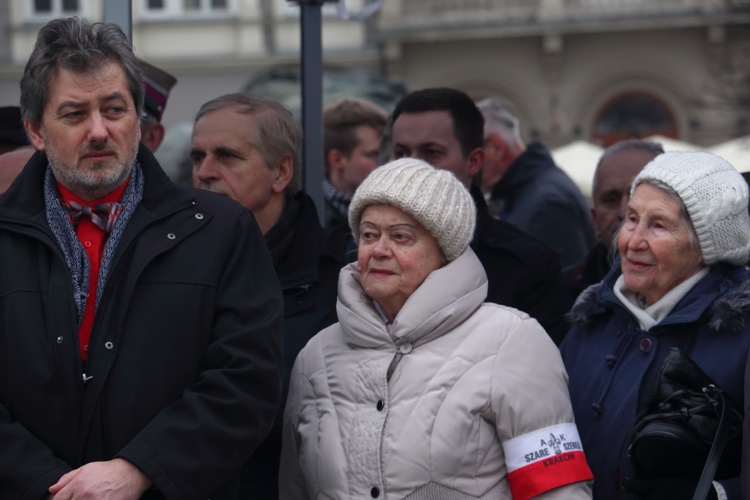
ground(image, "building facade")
xmin=0 ymin=0 xmax=381 ymax=128
xmin=0 ymin=0 xmax=748 ymax=148
xmin=377 ymin=0 xmax=750 ymax=148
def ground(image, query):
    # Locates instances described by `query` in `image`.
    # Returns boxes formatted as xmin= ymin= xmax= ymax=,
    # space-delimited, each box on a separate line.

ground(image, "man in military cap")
xmin=139 ymin=60 xmax=177 ymax=153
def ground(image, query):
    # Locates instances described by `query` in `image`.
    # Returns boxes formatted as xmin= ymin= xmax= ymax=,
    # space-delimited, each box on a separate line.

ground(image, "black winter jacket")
xmin=0 ymin=146 xmax=283 ymax=499
xmin=490 ymin=140 xmax=595 ymax=268
xmin=471 ymin=187 xmax=568 ymax=343
xmin=239 ymin=191 xmax=340 ymax=499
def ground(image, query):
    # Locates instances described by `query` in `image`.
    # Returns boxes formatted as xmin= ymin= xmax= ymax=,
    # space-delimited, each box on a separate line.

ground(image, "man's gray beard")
xmin=46 ymin=140 xmax=137 ymax=200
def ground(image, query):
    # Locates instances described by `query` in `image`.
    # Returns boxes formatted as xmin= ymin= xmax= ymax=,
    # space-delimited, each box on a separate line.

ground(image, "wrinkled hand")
xmin=48 ymin=458 xmax=152 ymax=500
xmin=623 ymin=477 xmax=717 ymax=500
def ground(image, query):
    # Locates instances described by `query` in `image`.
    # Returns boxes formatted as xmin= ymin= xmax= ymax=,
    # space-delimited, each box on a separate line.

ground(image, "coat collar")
xmin=336 ymin=248 xmax=488 ymax=349
xmin=0 ymin=144 xmax=192 ymax=220
xmin=271 ymin=191 xmax=323 ymax=289
xmin=469 ymin=185 xmax=489 ymax=247
xmin=568 ymin=261 xmax=750 ymax=333
xmin=491 ymin=140 xmax=555 ymax=199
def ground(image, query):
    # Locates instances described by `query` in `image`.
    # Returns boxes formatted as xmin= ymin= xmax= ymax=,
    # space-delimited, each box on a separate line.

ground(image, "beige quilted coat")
xmin=280 ymin=249 xmax=593 ymax=500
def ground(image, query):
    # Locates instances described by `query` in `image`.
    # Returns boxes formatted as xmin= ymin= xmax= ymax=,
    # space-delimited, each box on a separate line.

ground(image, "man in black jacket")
xmin=389 ymin=88 xmax=568 ymax=343
xmin=0 ymin=17 xmax=283 ymax=499
xmin=191 ymin=93 xmax=341 ymax=499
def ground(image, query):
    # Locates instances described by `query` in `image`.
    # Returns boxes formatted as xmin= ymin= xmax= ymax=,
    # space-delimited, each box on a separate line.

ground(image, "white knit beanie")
xmin=632 ymin=151 xmax=750 ymax=266
xmin=348 ymin=158 xmax=476 ymax=262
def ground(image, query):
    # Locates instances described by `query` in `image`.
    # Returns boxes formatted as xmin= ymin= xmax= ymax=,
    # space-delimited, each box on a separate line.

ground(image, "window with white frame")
xmin=142 ymin=0 xmax=236 ymax=18
xmin=29 ymin=0 xmax=86 ymax=18
xmin=283 ymin=1 xmax=339 ymax=18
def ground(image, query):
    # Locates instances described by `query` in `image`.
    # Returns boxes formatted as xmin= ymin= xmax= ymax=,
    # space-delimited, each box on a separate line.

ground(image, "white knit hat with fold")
xmin=348 ymin=157 xmax=476 ymax=262
xmin=632 ymin=151 xmax=750 ymax=266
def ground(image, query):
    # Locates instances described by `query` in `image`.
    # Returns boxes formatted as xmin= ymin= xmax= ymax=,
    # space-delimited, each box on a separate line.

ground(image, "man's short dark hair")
xmin=20 ymin=17 xmax=144 ymax=126
xmin=391 ymin=88 xmax=484 ymax=157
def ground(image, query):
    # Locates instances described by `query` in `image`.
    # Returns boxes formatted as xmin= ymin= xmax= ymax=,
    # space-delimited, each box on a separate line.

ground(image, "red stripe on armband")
xmin=503 ymin=423 xmax=593 ymax=500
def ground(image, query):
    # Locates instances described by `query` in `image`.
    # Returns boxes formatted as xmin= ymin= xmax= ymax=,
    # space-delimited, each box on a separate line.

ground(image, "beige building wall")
xmin=0 ymin=0 xmax=380 ymax=128
xmin=377 ymin=0 xmax=750 ymax=148
xmin=1 ymin=0 xmax=747 ymax=148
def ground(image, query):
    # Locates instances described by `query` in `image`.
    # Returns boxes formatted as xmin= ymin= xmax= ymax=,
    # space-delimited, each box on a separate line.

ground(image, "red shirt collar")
xmin=57 ymin=176 xmax=130 ymax=206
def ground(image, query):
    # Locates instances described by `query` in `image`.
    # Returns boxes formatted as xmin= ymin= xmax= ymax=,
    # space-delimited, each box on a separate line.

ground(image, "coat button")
xmin=399 ymin=343 xmax=412 ymax=354
xmin=639 ymin=338 xmax=653 ymax=353
xmin=371 ymin=486 xmax=380 ymax=498
xmin=105 ymin=341 xmax=114 ymax=350
xmin=56 ymin=336 xmax=63 ymax=344
xmin=167 ymin=233 xmax=176 ymax=240
xmin=195 ymin=213 xmax=204 ymax=220
xmin=376 ymin=400 xmax=384 ymax=411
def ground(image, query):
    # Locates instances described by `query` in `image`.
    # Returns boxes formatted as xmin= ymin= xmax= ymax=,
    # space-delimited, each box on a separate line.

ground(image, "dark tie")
xmin=60 ymin=199 xmax=123 ymax=234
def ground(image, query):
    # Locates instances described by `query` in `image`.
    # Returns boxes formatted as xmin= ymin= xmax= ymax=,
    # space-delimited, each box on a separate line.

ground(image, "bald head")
xmin=592 ymin=140 xmax=663 ymax=249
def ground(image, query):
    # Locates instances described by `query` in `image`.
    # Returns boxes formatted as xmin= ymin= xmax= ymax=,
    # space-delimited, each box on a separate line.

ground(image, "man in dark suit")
xmin=389 ymin=88 xmax=568 ymax=343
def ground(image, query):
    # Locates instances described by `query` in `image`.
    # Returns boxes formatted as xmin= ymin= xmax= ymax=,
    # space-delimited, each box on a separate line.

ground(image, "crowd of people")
xmin=1 ymin=15 xmax=750 ymax=500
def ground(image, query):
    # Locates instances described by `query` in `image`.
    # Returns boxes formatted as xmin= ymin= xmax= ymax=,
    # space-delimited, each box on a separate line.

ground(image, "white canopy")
xmin=642 ymin=135 xmax=701 ymax=152
xmin=549 ymin=135 xmax=747 ymax=204
xmin=709 ymin=135 xmax=750 ymax=173
xmin=550 ymin=140 xmax=604 ymax=203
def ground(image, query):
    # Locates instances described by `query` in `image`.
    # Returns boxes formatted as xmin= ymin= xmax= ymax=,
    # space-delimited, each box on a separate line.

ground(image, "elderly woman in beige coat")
xmin=280 ymin=158 xmax=593 ymax=500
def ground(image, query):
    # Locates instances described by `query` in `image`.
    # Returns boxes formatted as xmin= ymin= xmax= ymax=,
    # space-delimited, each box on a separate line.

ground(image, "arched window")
xmin=592 ymin=92 xmax=677 ymax=147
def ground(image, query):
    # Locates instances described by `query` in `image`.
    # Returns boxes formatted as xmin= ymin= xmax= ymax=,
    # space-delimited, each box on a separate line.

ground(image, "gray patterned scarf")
xmin=44 ymin=162 xmax=144 ymax=326
xmin=322 ymin=177 xmax=351 ymax=222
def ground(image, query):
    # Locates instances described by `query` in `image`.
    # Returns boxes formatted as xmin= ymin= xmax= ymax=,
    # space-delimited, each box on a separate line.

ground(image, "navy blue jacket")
xmin=490 ymin=140 xmax=595 ymax=268
xmin=561 ymin=263 xmax=750 ymax=499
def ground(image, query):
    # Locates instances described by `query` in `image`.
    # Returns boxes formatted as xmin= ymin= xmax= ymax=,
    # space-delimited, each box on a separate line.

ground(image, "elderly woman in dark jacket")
xmin=561 ymin=151 xmax=750 ymax=500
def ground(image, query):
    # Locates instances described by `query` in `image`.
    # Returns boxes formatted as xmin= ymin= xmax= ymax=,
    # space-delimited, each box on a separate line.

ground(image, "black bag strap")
xmin=693 ymin=387 xmax=730 ymax=500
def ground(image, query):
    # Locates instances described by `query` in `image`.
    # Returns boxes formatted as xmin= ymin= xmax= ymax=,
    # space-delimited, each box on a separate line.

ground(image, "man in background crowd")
xmin=0 ymin=106 xmax=34 ymax=192
xmin=138 ymin=60 xmax=177 ymax=153
xmin=323 ymin=97 xmax=388 ymax=229
xmin=0 ymin=105 xmax=31 ymax=154
xmin=389 ymin=87 xmax=568 ymax=343
xmin=191 ymin=93 xmax=341 ymax=499
xmin=564 ymin=138 xmax=664 ymax=307
xmin=478 ymin=97 xmax=595 ymax=268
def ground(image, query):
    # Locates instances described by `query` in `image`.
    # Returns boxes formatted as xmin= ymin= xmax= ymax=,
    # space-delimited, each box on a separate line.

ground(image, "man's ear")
xmin=141 ymin=123 xmax=165 ymax=153
xmin=467 ymin=147 xmax=485 ymax=177
xmin=327 ymin=149 xmax=346 ymax=172
xmin=24 ymin=118 xmax=45 ymax=151
xmin=271 ymin=154 xmax=294 ymax=193
xmin=490 ymin=134 xmax=514 ymax=163
xmin=484 ymin=134 xmax=503 ymax=159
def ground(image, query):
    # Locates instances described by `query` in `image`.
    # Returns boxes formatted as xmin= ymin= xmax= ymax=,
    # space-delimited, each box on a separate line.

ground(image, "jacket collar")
xmin=336 ymin=248 xmax=489 ymax=349
xmin=0 ymin=144 xmax=195 ymax=226
xmin=568 ymin=261 xmax=750 ymax=333
xmin=272 ymin=191 xmax=323 ymax=289
xmin=469 ymin=185 xmax=489 ymax=248
xmin=491 ymin=140 xmax=555 ymax=199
